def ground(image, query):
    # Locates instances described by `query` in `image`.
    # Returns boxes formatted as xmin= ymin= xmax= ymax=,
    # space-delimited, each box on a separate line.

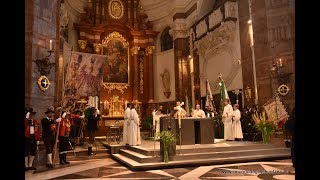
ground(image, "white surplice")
xmin=222 ymin=104 xmax=234 ymax=140
xmin=192 ymin=109 xmax=206 ymax=118
xmin=232 ymin=109 xmax=243 ymax=138
xmin=122 ymin=107 xmax=131 ymax=144
xmin=128 ymin=108 xmax=141 ymax=146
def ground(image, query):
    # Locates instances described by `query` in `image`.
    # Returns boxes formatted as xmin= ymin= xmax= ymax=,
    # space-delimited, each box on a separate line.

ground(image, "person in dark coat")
xmin=284 ymin=107 xmax=295 ymax=173
xmin=41 ymin=108 xmax=56 ymax=168
xmin=87 ymin=107 xmax=101 ymax=155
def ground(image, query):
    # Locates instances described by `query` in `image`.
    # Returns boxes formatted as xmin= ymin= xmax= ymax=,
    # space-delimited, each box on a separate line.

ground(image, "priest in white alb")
xmin=232 ymin=104 xmax=243 ymax=140
xmin=128 ymin=104 xmax=141 ymax=146
xmin=222 ymin=99 xmax=234 ymax=141
xmin=122 ymin=103 xmax=131 ymax=145
xmin=192 ymin=104 xmax=206 ymax=118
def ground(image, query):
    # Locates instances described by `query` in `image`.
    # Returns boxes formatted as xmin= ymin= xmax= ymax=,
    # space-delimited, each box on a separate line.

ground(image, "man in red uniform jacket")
xmin=25 ymin=109 xmax=40 ymax=171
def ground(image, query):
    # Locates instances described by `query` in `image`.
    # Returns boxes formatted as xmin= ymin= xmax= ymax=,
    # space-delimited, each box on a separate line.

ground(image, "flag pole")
xmin=52 ymin=51 xmax=68 ymax=165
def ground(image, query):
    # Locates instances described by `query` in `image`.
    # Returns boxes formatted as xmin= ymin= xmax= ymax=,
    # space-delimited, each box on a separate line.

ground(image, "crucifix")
xmin=232 ymin=88 xmax=242 ymax=104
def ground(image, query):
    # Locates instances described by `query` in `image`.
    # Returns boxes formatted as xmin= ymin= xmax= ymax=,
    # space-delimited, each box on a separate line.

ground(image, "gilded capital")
xmin=78 ymin=40 xmax=87 ymax=50
xmin=145 ymin=46 xmax=155 ymax=55
xmin=93 ymin=43 xmax=102 ymax=54
xmin=131 ymin=46 xmax=140 ymax=55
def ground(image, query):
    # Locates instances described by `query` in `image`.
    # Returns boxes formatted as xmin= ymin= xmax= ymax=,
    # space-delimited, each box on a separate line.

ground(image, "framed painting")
xmin=102 ymin=31 xmax=130 ymax=84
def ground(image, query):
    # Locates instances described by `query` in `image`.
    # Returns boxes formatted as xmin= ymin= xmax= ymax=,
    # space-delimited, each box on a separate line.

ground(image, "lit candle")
xmin=49 ymin=40 xmax=52 ymax=50
xmin=279 ymin=59 xmax=283 ymax=67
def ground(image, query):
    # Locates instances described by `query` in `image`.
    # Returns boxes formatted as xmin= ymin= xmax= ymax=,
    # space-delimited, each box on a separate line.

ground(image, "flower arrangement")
xmin=252 ymin=111 xmax=278 ymax=144
xmin=159 ymin=130 xmax=176 ymax=163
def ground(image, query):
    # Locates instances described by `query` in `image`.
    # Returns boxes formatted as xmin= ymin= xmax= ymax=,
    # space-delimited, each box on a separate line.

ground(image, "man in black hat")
xmin=25 ymin=109 xmax=40 ymax=171
xmin=87 ymin=107 xmax=101 ymax=155
xmin=41 ymin=107 xmax=56 ymax=168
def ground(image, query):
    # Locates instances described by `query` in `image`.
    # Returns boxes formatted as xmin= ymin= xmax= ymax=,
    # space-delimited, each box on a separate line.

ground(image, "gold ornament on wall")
xmin=278 ymin=84 xmax=290 ymax=96
xmin=93 ymin=43 xmax=102 ymax=54
xmin=131 ymin=46 xmax=140 ymax=55
xmin=78 ymin=40 xmax=87 ymax=50
xmin=244 ymin=85 xmax=251 ymax=102
xmin=108 ymin=0 xmax=124 ymax=19
xmin=145 ymin=46 xmax=155 ymax=55
xmin=37 ymin=75 xmax=51 ymax=91
xmin=102 ymin=83 xmax=129 ymax=94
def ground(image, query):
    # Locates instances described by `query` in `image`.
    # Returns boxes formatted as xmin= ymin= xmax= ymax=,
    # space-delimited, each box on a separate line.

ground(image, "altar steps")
xmin=111 ymin=143 xmax=291 ymax=171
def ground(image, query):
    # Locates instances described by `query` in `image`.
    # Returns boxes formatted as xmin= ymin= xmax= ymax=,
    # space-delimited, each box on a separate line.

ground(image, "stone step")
xmin=126 ymin=143 xmax=277 ymax=156
xmin=112 ymin=152 xmax=291 ymax=171
xmin=119 ymin=147 xmax=290 ymax=164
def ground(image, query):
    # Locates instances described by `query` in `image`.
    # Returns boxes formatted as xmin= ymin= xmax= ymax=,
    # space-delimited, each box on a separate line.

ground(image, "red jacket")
xmin=69 ymin=114 xmax=80 ymax=125
xmin=58 ymin=118 xmax=71 ymax=136
xmin=25 ymin=118 xmax=40 ymax=140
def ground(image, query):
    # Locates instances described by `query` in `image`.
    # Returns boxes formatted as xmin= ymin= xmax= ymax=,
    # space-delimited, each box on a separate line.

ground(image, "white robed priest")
xmin=174 ymin=101 xmax=187 ymax=118
xmin=232 ymin=104 xmax=243 ymax=140
xmin=222 ymin=99 xmax=234 ymax=141
xmin=122 ymin=103 xmax=131 ymax=145
xmin=192 ymin=104 xmax=206 ymax=118
xmin=152 ymin=106 xmax=164 ymax=140
xmin=128 ymin=104 xmax=141 ymax=146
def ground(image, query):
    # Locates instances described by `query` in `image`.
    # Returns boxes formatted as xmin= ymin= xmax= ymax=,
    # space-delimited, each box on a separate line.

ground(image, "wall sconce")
xmin=93 ymin=43 xmax=102 ymax=54
xmin=33 ymin=40 xmax=55 ymax=76
xmin=270 ymin=58 xmax=292 ymax=84
xmin=78 ymin=40 xmax=87 ymax=51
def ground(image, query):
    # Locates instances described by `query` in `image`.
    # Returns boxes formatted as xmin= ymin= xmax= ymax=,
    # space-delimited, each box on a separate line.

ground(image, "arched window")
xmin=160 ymin=27 xmax=173 ymax=52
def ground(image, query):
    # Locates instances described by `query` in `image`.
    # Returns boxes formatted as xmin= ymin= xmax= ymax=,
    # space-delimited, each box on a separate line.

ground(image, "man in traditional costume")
xmin=123 ymin=103 xmax=131 ymax=145
xmin=87 ymin=107 xmax=101 ymax=155
xmin=128 ymin=104 xmax=141 ymax=146
xmin=222 ymin=99 xmax=234 ymax=141
xmin=25 ymin=109 xmax=40 ymax=171
xmin=232 ymin=104 xmax=243 ymax=141
xmin=192 ymin=104 xmax=206 ymax=118
xmin=41 ymin=107 xmax=56 ymax=168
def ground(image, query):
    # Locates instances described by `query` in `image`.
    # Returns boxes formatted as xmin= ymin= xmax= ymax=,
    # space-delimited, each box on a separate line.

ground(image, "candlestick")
xmin=49 ymin=40 xmax=52 ymax=50
xmin=106 ymin=100 xmax=109 ymax=109
xmin=178 ymin=111 xmax=181 ymax=128
xmin=279 ymin=58 xmax=283 ymax=67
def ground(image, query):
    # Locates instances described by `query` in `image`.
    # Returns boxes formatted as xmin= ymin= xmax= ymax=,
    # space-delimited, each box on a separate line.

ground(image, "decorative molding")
xmin=102 ymin=83 xmax=130 ymax=94
xmin=102 ymin=31 xmax=129 ymax=47
xmin=196 ymin=20 xmax=207 ymax=38
xmin=131 ymin=46 xmax=140 ymax=55
xmin=108 ymin=0 xmax=125 ymax=19
xmin=208 ymin=8 xmax=223 ymax=29
xmin=224 ymin=1 xmax=237 ymax=19
xmin=78 ymin=40 xmax=87 ymax=50
xmin=171 ymin=19 xmax=190 ymax=40
xmin=93 ymin=43 xmax=102 ymax=54
xmin=195 ymin=21 xmax=236 ymax=58
xmin=145 ymin=46 xmax=155 ymax=55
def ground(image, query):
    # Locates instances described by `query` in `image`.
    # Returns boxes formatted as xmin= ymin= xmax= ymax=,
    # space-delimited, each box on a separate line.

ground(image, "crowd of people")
xmin=24 ymin=106 xmax=100 ymax=171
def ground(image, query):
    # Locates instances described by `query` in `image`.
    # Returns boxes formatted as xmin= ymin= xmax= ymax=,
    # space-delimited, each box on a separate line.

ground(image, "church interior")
xmin=25 ymin=0 xmax=295 ymax=179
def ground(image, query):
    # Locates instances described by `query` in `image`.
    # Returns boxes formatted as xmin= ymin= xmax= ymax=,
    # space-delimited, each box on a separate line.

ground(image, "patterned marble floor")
xmin=25 ymin=158 xmax=294 ymax=180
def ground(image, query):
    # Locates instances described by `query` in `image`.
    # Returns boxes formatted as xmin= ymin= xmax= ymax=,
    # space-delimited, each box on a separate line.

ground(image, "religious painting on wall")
xmin=62 ymin=52 xmax=106 ymax=111
xmin=102 ymin=31 xmax=129 ymax=84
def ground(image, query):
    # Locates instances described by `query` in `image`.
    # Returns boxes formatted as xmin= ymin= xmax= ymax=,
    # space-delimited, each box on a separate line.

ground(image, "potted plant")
xmin=252 ymin=111 xmax=278 ymax=144
xmin=159 ymin=130 xmax=176 ymax=163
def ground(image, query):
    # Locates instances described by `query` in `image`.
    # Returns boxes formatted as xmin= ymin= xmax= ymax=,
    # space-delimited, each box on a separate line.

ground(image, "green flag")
xmin=219 ymin=79 xmax=229 ymax=101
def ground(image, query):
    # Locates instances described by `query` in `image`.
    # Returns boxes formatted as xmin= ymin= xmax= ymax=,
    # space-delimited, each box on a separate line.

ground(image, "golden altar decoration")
xmin=108 ymin=95 xmax=124 ymax=117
